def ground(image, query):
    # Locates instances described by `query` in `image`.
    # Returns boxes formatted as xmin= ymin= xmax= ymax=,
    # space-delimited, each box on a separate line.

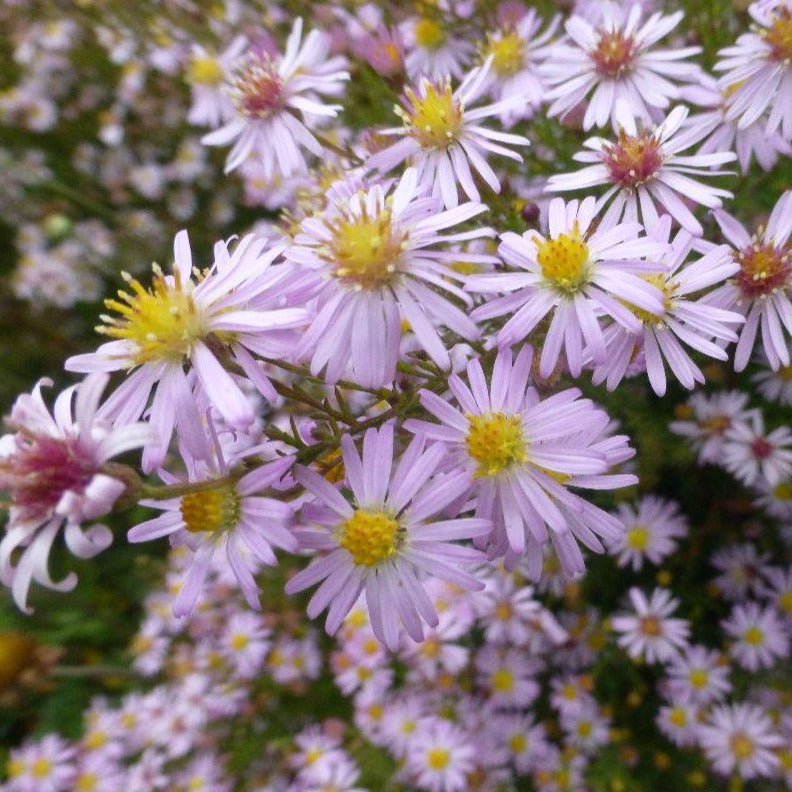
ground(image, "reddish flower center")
xmin=591 ymin=30 xmax=636 ymax=77
xmin=765 ymin=8 xmax=792 ymax=62
xmin=602 ymin=130 xmax=663 ymax=189
xmin=235 ymin=57 xmax=284 ymax=119
xmin=733 ymin=240 xmax=791 ymax=300
xmin=750 ymin=438 xmax=774 ymax=460
xmin=0 ymin=434 xmax=96 ymax=521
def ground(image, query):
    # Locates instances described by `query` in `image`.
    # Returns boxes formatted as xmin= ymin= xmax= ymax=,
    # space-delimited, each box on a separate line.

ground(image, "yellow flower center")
xmin=338 ymin=509 xmax=401 ymax=566
xmin=495 ymin=602 xmax=512 ymax=621
xmin=84 ymin=730 xmax=107 ymax=750
xmin=230 ymin=633 xmax=249 ymax=651
xmin=326 ymin=208 xmax=404 ymax=289
xmin=402 ymin=82 xmax=463 ymax=149
xmin=426 ymin=747 xmax=451 ymax=770
xmin=188 ymin=55 xmax=224 ymax=86
xmin=734 ymin=241 xmax=791 ymax=300
xmin=639 ymin=615 xmax=661 ymax=637
xmin=32 ymin=758 xmax=52 ymax=779
xmin=730 ymin=733 xmax=755 ymax=760
xmin=414 ymin=18 xmax=446 ymax=50
xmin=180 ymin=484 xmax=240 ymax=535
xmin=668 ymin=707 xmax=688 ymax=728
xmin=535 ymin=226 xmax=590 ymax=293
xmin=626 ymin=525 xmax=650 ymax=550
xmin=492 ymin=668 xmax=515 ymax=692
xmin=778 ymin=364 xmax=792 ymax=381
xmin=99 ymin=267 xmax=209 ymax=365
xmin=485 ymin=32 xmax=525 ymax=76
xmin=465 ymin=412 xmax=527 ymax=477
xmin=509 ymin=734 xmax=527 ymax=753
xmin=689 ymin=668 xmax=709 ymax=688
xmin=577 ymin=720 xmax=593 ymax=738
xmin=765 ymin=8 xmax=792 ymax=61
xmin=743 ymin=626 xmax=765 ymax=646
xmin=76 ymin=774 xmax=99 ymax=792
xmin=779 ymin=591 xmax=792 ymax=614
xmin=625 ymin=273 xmax=673 ymax=325
xmin=7 ymin=758 xmax=25 ymax=778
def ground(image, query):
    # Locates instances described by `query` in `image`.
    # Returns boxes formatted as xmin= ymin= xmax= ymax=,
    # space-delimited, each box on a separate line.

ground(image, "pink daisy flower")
xmin=611 ymin=586 xmax=690 ymax=664
xmin=697 ymin=703 xmax=783 ymax=780
xmin=547 ymin=103 xmax=736 ymax=236
xmin=4 ymin=735 xmax=76 ymax=792
xmin=128 ymin=454 xmax=297 ymax=617
xmin=540 ymin=3 xmax=702 ymax=129
xmin=286 ymin=168 xmax=493 ymax=386
xmin=404 ymin=345 xmax=637 ymax=576
xmin=404 ymin=717 xmax=476 ymax=792
xmin=591 ymin=223 xmax=744 ymax=396
xmin=401 ymin=14 xmax=475 ymax=82
xmin=721 ymin=409 xmax=792 ymax=486
xmin=468 ymin=196 xmax=667 ymax=378
xmin=665 ymin=644 xmax=732 ymax=706
xmin=714 ymin=0 xmax=792 ymax=140
xmin=201 ymin=18 xmax=349 ymax=177
xmin=66 ymin=230 xmax=309 ymax=471
xmin=706 ymin=191 xmax=792 ymax=372
xmin=366 ymin=58 xmax=530 ymax=209
xmin=722 ymin=601 xmax=790 ymax=671
xmin=0 ymin=374 xmax=152 ymax=612
xmin=285 ymin=425 xmax=490 ymax=650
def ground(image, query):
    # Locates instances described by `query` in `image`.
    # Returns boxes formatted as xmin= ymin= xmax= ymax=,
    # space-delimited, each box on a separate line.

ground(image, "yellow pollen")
xmin=689 ymin=668 xmax=709 ymax=688
xmin=777 ymin=364 xmax=792 ymax=382
xmin=31 ymin=758 xmax=52 ymax=779
xmin=403 ymin=82 xmax=463 ymax=149
xmin=668 ymin=707 xmax=688 ymax=728
xmin=492 ymin=668 xmax=515 ymax=692
xmin=7 ymin=759 xmax=24 ymax=778
xmin=99 ymin=268 xmax=207 ymax=365
xmin=730 ymin=733 xmax=755 ymax=760
xmin=779 ymin=591 xmax=792 ymax=613
xmin=495 ymin=602 xmax=512 ymax=621
xmin=328 ymin=208 xmax=404 ymax=289
xmin=535 ymin=226 xmax=590 ymax=293
xmin=180 ymin=484 xmax=240 ymax=535
xmin=486 ymin=32 xmax=524 ymax=76
xmin=577 ymin=720 xmax=593 ymax=738
xmin=626 ymin=525 xmax=650 ymax=551
xmin=305 ymin=748 xmax=323 ymax=765
xmin=509 ymin=734 xmax=527 ymax=753
xmin=188 ymin=56 xmax=224 ymax=86
xmin=230 ymin=633 xmax=249 ymax=651
xmin=76 ymin=774 xmax=99 ymax=792
xmin=414 ymin=18 xmax=446 ymax=50
xmin=466 ymin=412 xmax=527 ymax=477
xmin=562 ymin=682 xmax=578 ymax=699
xmin=765 ymin=8 xmax=792 ymax=61
xmin=627 ymin=273 xmax=672 ymax=324
xmin=84 ymin=731 xmax=107 ymax=750
xmin=368 ymin=703 xmax=384 ymax=720
xmin=743 ymin=626 xmax=765 ymax=646
xmin=401 ymin=720 xmax=417 ymax=734
xmin=426 ymin=747 xmax=451 ymax=770
xmin=338 ymin=509 xmax=401 ymax=566
xmin=421 ymin=638 xmax=440 ymax=658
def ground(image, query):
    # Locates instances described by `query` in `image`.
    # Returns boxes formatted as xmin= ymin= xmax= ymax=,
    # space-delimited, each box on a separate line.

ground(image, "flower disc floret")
xmin=233 ymin=55 xmax=285 ymax=119
xmin=734 ymin=240 xmax=791 ymax=299
xmin=765 ymin=7 xmax=792 ymax=62
xmin=402 ymin=82 xmax=463 ymax=149
xmin=180 ymin=485 xmax=240 ymax=535
xmin=426 ymin=748 xmax=451 ymax=770
xmin=485 ymin=32 xmax=525 ymax=76
xmin=592 ymin=31 xmax=637 ymax=77
xmin=466 ymin=412 xmax=527 ymax=477
xmin=338 ymin=509 xmax=401 ymax=566
xmin=414 ymin=17 xmax=447 ymax=50
xmin=603 ymin=129 xmax=664 ymax=189
xmin=535 ymin=225 xmax=590 ymax=293
xmin=188 ymin=55 xmax=224 ymax=86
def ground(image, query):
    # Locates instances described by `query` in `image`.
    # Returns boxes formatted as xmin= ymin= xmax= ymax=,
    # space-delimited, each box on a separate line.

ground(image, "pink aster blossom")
xmin=468 ymin=196 xmax=667 ymax=378
xmin=128 ymin=454 xmax=297 ymax=617
xmin=401 ymin=14 xmax=475 ymax=82
xmin=547 ymin=103 xmax=736 ymax=236
xmin=722 ymin=601 xmax=790 ymax=670
xmin=66 ymin=230 xmax=309 ymax=471
xmin=611 ymin=586 xmax=690 ymax=663
xmin=540 ymin=3 xmax=702 ymax=129
xmin=366 ymin=58 xmax=530 ymax=209
xmin=404 ymin=345 xmax=637 ymax=577
xmin=665 ymin=644 xmax=732 ymax=706
xmin=285 ymin=424 xmax=490 ymax=650
xmin=286 ymin=168 xmax=491 ymax=385
xmin=591 ymin=223 xmax=744 ymax=395
xmin=201 ymin=18 xmax=349 ymax=177
xmin=714 ymin=0 xmax=792 ymax=140
xmin=0 ymin=374 xmax=152 ymax=613
xmin=706 ymin=191 xmax=792 ymax=372
xmin=753 ymin=344 xmax=792 ymax=404
xmin=4 ymin=735 xmax=76 ymax=792
xmin=697 ymin=703 xmax=783 ymax=780
xmin=721 ymin=409 xmax=792 ymax=486
xmin=404 ymin=717 xmax=476 ymax=792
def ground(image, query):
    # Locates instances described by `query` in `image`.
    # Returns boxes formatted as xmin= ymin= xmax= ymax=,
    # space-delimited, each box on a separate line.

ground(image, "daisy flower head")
xmin=405 ymin=345 xmax=637 ymax=577
xmin=286 ymin=168 xmax=492 ymax=387
xmin=540 ymin=2 xmax=702 ymax=130
xmin=665 ymin=644 xmax=732 ymax=706
xmin=656 ymin=700 xmax=699 ymax=748
xmin=610 ymin=495 xmax=688 ymax=571
xmin=66 ymin=230 xmax=309 ymax=471
xmin=611 ymin=586 xmax=690 ymax=664
xmin=404 ymin=717 xmax=476 ymax=792
xmin=548 ymin=102 xmax=736 ymax=236
xmin=4 ymin=734 xmax=76 ymax=792
xmin=697 ymin=703 xmax=783 ymax=780
xmin=591 ymin=223 xmax=744 ymax=396
xmin=722 ymin=601 xmax=790 ymax=671
xmin=201 ymin=18 xmax=349 ymax=177
xmin=753 ymin=344 xmax=792 ymax=404
xmin=721 ymin=409 xmax=792 ymax=486
xmin=715 ymin=0 xmax=792 ymax=140
xmin=285 ymin=424 xmax=490 ymax=650
xmin=366 ymin=58 xmax=530 ymax=209
xmin=127 ymin=453 xmax=297 ymax=617
xmin=401 ymin=13 xmax=475 ymax=82
xmin=0 ymin=374 xmax=152 ymax=613
xmin=469 ymin=196 xmax=667 ymax=378
xmin=707 ymin=191 xmax=792 ymax=372
xmin=711 ymin=542 xmax=771 ymax=601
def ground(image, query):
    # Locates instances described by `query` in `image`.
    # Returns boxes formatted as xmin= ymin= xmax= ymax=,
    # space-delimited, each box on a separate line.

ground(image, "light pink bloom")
xmin=665 ymin=644 xmax=732 ymax=706
xmin=286 ymin=168 xmax=492 ymax=386
xmin=721 ymin=409 xmax=792 ymax=486
xmin=611 ymin=586 xmax=690 ymax=663
xmin=711 ymin=542 xmax=772 ymax=601
xmin=401 ymin=14 xmax=475 ymax=82
xmin=367 ymin=58 xmax=530 ymax=209
xmin=753 ymin=344 xmax=792 ymax=405
xmin=540 ymin=3 xmax=701 ymax=129
xmin=656 ymin=700 xmax=699 ymax=747
xmin=547 ymin=103 xmax=736 ymax=236
xmin=201 ymin=18 xmax=348 ymax=176
xmin=469 ymin=196 xmax=667 ymax=378
xmin=0 ymin=374 xmax=152 ymax=612
xmin=722 ymin=601 xmax=790 ymax=671
xmin=404 ymin=717 xmax=476 ymax=792
xmin=285 ymin=425 xmax=490 ymax=650
xmin=4 ymin=735 xmax=76 ymax=792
